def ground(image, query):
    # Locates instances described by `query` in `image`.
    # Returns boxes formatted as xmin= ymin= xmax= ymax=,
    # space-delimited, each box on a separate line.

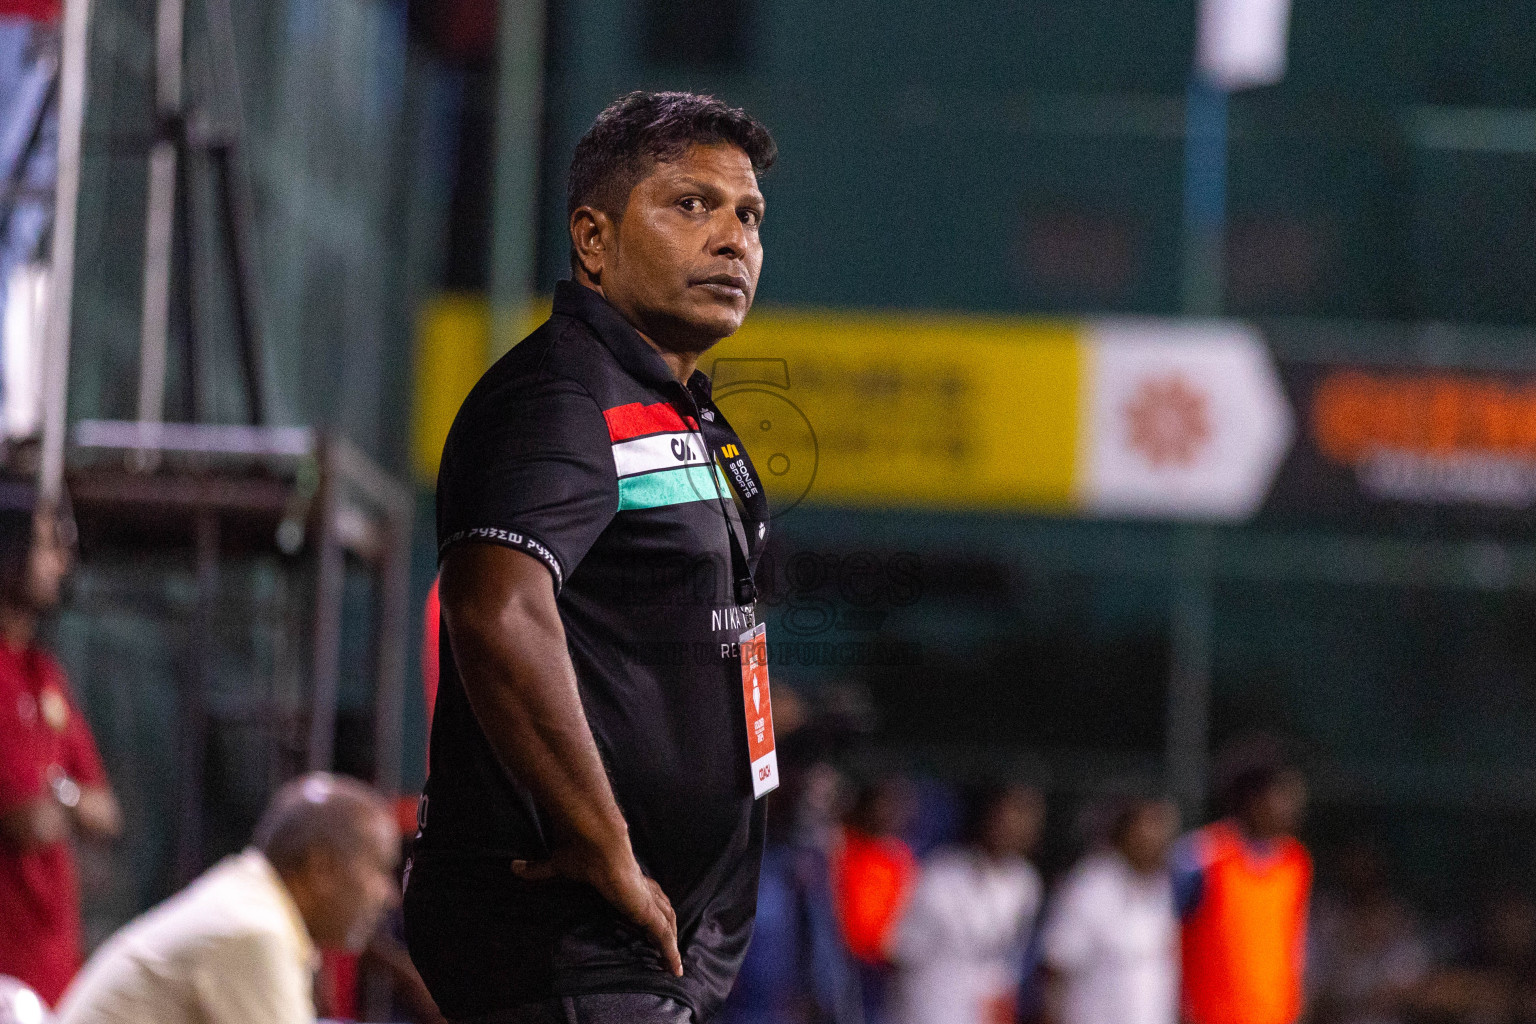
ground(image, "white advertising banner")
xmin=1079 ymin=321 xmax=1294 ymax=520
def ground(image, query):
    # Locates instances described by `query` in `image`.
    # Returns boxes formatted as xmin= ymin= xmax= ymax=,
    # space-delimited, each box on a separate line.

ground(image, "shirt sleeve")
xmin=191 ymin=930 xmax=315 ymax=1024
xmin=1171 ymin=834 xmax=1207 ymax=918
xmin=436 ymin=372 xmax=618 ymax=592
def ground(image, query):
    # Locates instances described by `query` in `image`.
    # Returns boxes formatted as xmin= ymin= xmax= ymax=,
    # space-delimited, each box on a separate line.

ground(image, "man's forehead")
xmin=646 ymin=144 xmax=762 ymax=197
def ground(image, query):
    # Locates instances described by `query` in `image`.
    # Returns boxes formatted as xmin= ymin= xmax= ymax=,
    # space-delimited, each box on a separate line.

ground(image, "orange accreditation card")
xmin=739 ymin=623 xmax=778 ymax=799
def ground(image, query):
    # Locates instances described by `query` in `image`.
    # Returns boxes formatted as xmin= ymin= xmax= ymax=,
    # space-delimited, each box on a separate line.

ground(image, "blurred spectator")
xmin=831 ymin=778 xmax=918 ymax=1024
xmin=55 ymin=773 xmax=399 ymax=1024
xmin=1411 ymin=890 xmax=1536 ymax=1024
xmin=832 ymin=779 xmax=918 ymax=965
xmin=719 ymin=742 xmax=861 ymax=1024
xmin=0 ymin=506 xmax=121 ymax=1006
xmin=888 ymin=784 xmax=1045 ymax=1024
xmin=1040 ymin=795 xmax=1180 ymax=1024
xmin=1176 ymin=740 xmax=1312 ymax=1024
xmin=1308 ymin=841 xmax=1430 ymax=1024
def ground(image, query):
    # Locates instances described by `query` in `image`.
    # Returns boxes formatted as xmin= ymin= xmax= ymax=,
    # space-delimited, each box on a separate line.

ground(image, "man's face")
xmin=981 ymin=788 xmax=1045 ymax=860
xmin=1120 ymin=800 xmax=1178 ymax=874
xmin=305 ymin=811 xmax=401 ymax=951
xmin=585 ymin=143 xmax=765 ymax=352
xmin=1248 ymin=770 xmax=1307 ymax=839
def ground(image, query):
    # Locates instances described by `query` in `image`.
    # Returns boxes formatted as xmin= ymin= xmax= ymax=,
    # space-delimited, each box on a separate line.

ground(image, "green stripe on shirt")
xmin=617 ymin=464 xmax=729 ymax=511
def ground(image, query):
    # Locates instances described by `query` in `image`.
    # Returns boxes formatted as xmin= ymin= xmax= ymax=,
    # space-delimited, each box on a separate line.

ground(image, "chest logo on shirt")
xmin=39 ymin=687 xmax=69 ymax=733
xmin=605 ymin=401 xmax=731 ymax=512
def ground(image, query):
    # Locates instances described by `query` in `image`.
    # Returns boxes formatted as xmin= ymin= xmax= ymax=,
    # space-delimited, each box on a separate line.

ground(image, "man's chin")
xmin=683 ymin=302 xmax=750 ymax=343
xmin=651 ymin=312 xmax=747 ymax=353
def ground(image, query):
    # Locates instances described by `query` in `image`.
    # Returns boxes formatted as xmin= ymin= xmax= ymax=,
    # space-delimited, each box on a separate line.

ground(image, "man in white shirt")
xmin=55 ymin=773 xmax=400 ymax=1024
xmin=890 ymin=785 xmax=1045 ymax=1024
xmin=1041 ymin=796 xmax=1180 ymax=1024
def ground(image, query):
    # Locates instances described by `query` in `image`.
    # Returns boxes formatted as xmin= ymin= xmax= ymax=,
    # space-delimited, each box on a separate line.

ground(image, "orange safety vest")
xmin=1181 ymin=821 xmax=1312 ymax=1024
xmin=830 ymin=828 xmax=916 ymax=965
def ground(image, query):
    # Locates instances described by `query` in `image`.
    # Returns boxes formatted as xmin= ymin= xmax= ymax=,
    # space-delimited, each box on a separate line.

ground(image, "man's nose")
xmin=711 ymin=210 xmax=747 ymax=259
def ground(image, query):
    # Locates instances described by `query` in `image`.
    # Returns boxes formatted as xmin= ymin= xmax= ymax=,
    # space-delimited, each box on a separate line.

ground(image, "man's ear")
xmin=570 ymin=206 xmax=612 ymax=282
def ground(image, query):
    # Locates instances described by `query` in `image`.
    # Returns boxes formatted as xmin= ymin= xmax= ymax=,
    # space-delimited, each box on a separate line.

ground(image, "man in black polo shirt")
xmin=404 ymin=92 xmax=778 ymax=1024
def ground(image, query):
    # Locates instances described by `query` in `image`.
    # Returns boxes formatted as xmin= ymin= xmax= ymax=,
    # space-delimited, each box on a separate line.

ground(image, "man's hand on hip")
xmin=513 ymin=841 xmax=682 ymax=977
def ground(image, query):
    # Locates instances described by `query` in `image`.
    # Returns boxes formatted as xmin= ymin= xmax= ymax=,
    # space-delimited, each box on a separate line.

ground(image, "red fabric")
xmin=320 ymin=951 xmax=361 ymax=1021
xmin=829 ymin=828 xmax=916 ymax=965
xmin=423 ymin=578 xmax=439 ymax=732
xmin=1181 ymin=821 xmax=1313 ymax=1024
xmin=0 ymin=641 xmax=108 ymax=1006
xmin=0 ymin=0 xmax=60 ymax=21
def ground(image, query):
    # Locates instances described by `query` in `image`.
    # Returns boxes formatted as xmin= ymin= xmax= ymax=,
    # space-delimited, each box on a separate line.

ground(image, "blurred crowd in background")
xmin=706 ymin=689 xmax=1536 ymax=1024
xmin=10 ymin=505 xmax=1536 ymax=1024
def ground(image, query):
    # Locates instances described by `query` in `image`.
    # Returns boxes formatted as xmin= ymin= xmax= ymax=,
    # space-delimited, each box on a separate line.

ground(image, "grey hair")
xmin=252 ymin=772 xmax=388 ymax=875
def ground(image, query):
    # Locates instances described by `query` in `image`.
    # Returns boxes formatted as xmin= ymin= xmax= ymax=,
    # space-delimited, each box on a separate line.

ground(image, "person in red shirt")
xmin=0 ymin=503 xmax=122 ymax=1005
xmin=830 ymin=778 xmax=917 ymax=1024
xmin=831 ymin=779 xmax=918 ymax=966
xmin=1175 ymin=741 xmax=1312 ymax=1024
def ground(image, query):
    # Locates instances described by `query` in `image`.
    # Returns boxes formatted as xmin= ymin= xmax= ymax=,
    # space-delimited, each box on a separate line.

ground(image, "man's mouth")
xmin=693 ymin=273 xmax=749 ymax=299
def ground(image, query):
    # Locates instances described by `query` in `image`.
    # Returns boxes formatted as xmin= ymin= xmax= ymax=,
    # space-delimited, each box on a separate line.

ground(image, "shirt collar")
xmin=553 ymin=280 xmax=679 ymax=389
xmin=242 ymin=849 xmax=320 ymax=972
xmin=552 ymin=281 xmax=715 ymax=409
xmin=686 ymin=369 xmax=713 ymax=406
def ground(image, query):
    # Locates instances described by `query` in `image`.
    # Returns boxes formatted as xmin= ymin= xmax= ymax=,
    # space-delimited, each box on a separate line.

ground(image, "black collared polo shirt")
xmin=404 ymin=281 xmax=767 ymax=1022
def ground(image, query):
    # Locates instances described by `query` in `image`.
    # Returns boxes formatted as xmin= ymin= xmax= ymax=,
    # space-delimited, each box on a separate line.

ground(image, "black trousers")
xmin=455 ymin=993 xmax=696 ymax=1024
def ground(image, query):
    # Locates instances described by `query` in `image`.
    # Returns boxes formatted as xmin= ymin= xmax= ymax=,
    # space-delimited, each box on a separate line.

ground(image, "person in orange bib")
xmin=1174 ymin=745 xmax=1312 ymax=1024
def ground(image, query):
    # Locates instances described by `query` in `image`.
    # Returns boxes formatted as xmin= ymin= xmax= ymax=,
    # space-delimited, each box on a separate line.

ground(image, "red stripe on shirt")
xmin=603 ymin=401 xmax=696 ymax=442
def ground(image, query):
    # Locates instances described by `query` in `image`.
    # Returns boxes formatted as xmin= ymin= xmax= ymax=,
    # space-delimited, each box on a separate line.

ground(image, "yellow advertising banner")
xmin=711 ymin=310 xmax=1082 ymax=511
xmin=412 ymin=297 xmax=548 ymax=480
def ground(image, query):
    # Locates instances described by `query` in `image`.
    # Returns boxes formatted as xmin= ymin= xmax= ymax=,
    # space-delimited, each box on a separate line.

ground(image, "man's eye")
xmin=679 ymin=197 xmax=704 ymax=212
xmin=740 ymin=209 xmax=761 ymax=227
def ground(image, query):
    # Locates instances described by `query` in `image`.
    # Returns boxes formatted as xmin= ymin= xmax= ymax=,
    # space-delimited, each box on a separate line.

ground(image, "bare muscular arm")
xmin=438 ymin=542 xmax=682 ymax=976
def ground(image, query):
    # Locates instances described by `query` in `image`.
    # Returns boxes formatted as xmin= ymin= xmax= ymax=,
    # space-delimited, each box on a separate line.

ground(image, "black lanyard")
xmin=698 ymin=403 xmax=768 ymax=605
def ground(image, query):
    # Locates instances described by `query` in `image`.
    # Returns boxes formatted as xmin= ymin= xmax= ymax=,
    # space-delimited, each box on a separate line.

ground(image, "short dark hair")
xmin=567 ymin=90 xmax=777 ymax=222
xmin=1214 ymin=735 xmax=1298 ymax=817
